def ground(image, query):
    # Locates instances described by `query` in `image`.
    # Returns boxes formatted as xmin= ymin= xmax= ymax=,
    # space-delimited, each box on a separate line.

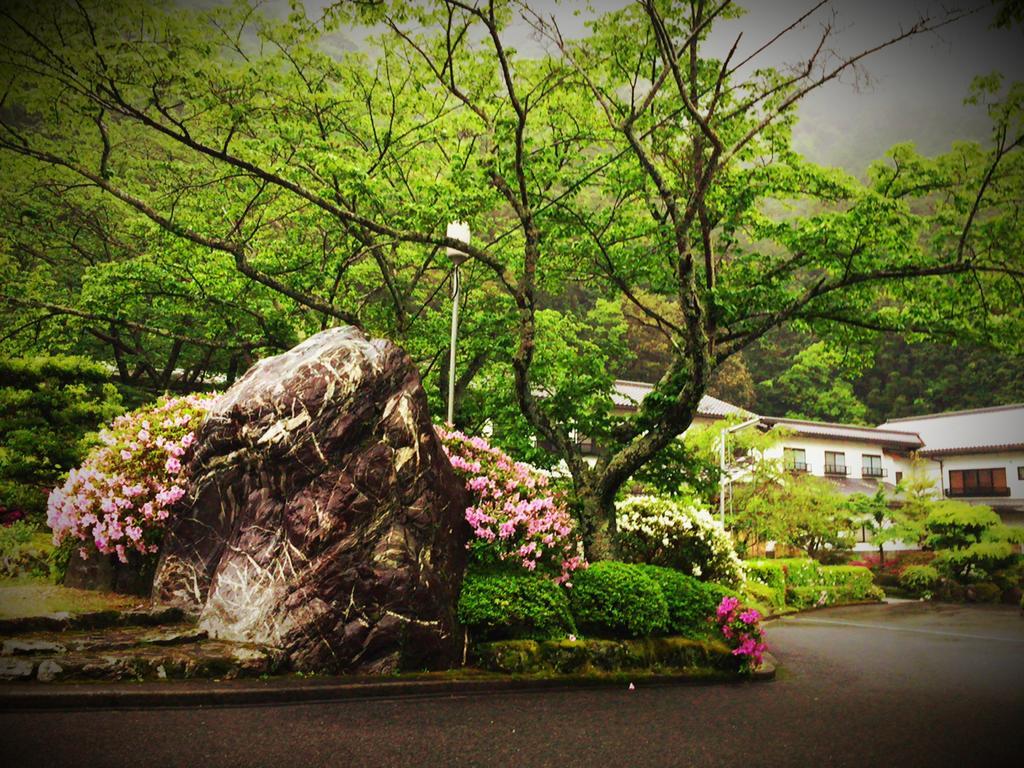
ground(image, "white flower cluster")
xmin=615 ymin=494 xmax=746 ymax=587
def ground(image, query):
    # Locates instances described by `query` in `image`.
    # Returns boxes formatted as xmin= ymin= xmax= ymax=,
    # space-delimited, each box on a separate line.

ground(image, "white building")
xmin=607 ymin=381 xmax=1024 ymax=528
xmin=880 ymin=405 xmax=1024 ymax=527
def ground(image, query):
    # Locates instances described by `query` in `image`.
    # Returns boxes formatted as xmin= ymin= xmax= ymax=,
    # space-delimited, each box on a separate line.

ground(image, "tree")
xmin=770 ymin=475 xmax=854 ymax=560
xmin=1 ymin=0 xmax=1021 ymax=559
xmin=0 ymin=356 xmax=124 ymax=521
xmin=757 ymin=341 xmax=869 ymax=424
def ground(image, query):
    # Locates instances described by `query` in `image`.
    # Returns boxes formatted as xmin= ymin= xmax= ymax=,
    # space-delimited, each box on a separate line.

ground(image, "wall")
xmin=760 ymin=436 xmax=915 ymax=483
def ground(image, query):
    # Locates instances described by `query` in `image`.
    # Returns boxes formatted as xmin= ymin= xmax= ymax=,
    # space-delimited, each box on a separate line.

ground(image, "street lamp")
xmin=446 ymin=221 xmax=470 ymax=425
xmin=718 ymin=416 xmax=761 ymax=526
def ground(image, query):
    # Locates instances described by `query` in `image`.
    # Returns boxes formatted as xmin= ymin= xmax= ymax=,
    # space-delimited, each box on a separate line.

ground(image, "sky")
xmin=502 ymin=0 xmax=1024 ymax=173
xmin=244 ymin=0 xmax=1024 ymax=174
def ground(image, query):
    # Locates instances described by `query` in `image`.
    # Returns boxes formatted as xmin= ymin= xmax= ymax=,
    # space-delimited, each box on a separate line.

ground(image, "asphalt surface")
xmin=2 ymin=601 xmax=1022 ymax=767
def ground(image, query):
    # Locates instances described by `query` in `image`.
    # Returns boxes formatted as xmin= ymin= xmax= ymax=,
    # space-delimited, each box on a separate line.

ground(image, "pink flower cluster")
xmin=715 ymin=596 xmax=768 ymax=672
xmin=47 ymin=394 xmax=215 ymax=563
xmin=436 ymin=426 xmax=586 ymax=585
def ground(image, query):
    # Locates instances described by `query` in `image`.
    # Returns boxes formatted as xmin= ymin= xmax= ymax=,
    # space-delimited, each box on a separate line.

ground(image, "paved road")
xmin=2 ymin=601 xmax=1022 ymax=767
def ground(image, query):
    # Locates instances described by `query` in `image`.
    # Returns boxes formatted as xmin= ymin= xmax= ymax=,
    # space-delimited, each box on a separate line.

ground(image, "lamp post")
xmin=446 ymin=221 xmax=470 ymax=425
xmin=718 ymin=416 xmax=761 ymax=526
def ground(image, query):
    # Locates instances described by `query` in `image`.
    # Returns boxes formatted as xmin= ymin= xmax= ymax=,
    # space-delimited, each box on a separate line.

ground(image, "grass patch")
xmin=0 ymin=580 xmax=146 ymax=618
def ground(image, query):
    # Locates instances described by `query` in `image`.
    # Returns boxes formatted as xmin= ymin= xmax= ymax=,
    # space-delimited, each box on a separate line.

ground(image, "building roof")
xmin=612 ymin=380 xmax=1017 ymax=455
xmin=879 ymin=404 xmax=1024 ymax=456
xmin=611 ymin=380 xmax=753 ymax=419
xmin=760 ymin=416 xmax=924 ymax=450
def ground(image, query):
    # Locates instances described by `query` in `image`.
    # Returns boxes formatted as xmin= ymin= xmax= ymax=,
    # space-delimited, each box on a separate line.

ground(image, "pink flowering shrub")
xmin=714 ymin=596 xmax=768 ymax=673
xmin=47 ymin=394 xmax=215 ymax=563
xmin=435 ymin=426 xmax=585 ymax=585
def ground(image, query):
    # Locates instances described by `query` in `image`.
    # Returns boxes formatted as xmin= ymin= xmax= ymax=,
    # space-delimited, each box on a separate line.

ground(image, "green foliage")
xmin=457 ymin=572 xmax=576 ymax=641
xmin=899 ymin=564 xmax=941 ymax=594
xmin=736 ymin=475 xmax=854 ymax=560
xmin=614 ymin=494 xmax=745 ymax=587
xmin=923 ymin=501 xmax=1021 ymax=581
xmin=967 ymin=582 xmax=1003 ymax=603
xmin=773 ymin=558 xmax=824 ymax=587
xmin=568 ymin=562 xmax=669 ymax=638
xmin=0 ymin=356 xmax=124 ymax=521
xmin=744 ymin=560 xmax=787 ymax=593
xmin=742 ymin=580 xmax=786 ymax=613
xmin=0 ymin=521 xmax=52 ymax=579
xmin=786 ymin=584 xmax=884 ymax=610
xmin=638 ymin=565 xmax=736 ymax=637
xmin=817 ymin=565 xmax=875 ymax=598
xmin=757 ymin=342 xmax=870 ymax=424
xmin=0 ymin=0 xmax=1021 ymax=563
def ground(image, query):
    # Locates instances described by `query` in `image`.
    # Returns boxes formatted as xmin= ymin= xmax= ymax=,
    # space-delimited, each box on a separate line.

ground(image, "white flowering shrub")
xmin=615 ymin=495 xmax=745 ymax=588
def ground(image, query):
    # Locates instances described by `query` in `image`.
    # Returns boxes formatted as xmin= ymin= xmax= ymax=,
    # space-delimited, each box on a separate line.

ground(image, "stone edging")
xmin=0 ymin=663 xmax=775 ymax=711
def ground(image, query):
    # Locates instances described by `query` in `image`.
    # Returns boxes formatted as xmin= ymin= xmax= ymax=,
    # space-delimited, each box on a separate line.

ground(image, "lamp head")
xmin=446 ymin=221 xmax=471 ymax=264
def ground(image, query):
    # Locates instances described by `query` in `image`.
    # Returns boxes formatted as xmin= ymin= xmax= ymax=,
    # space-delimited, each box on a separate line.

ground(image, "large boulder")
xmin=152 ymin=327 xmax=469 ymax=673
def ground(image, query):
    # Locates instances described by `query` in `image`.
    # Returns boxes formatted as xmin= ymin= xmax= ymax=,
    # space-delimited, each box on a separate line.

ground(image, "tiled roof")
xmin=611 ymin=380 xmax=754 ymax=419
xmin=879 ymin=404 xmax=1024 ymax=456
xmin=759 ymin=416 xmax=924 ymax=449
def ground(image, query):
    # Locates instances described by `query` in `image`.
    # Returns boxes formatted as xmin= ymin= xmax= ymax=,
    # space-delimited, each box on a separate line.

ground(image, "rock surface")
xmin=152 ymin=327 xmax=469 ymax=673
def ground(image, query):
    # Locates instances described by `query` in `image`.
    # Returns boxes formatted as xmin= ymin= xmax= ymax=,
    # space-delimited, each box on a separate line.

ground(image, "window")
xmin=948 ymin=468 xmax=1009 ymax=497
xmin=895 ymin=471 xmax=903 ymax=483
xmin=862 ymin=455 xmax=886 ymax=478
xmin=824 ymin=451 xmax=847 ymax=475
xmin=1018 ymin=466 xmax=1024 ymax=481
xmin=784 ymin=448 xmax=809 ymax=472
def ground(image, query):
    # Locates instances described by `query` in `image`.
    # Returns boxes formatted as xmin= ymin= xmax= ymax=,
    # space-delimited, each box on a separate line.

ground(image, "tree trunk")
xmin=578 ymin=486 xmax=617 ymax=562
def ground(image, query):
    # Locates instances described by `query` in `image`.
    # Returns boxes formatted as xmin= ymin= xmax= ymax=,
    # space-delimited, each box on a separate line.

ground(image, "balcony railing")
xmin=862 ymin=466 xmax=888 ymax=478
xmin=946 ymin=487 xmax=1011 ymax=498
xmin=785 ymin=461 xmax=810 ymax=473
xmin=824 ymin=463 xmax=849 ymax=476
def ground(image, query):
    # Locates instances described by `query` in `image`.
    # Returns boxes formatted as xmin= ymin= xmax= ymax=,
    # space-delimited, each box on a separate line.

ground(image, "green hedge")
xmin=773 ymin=558 xmax=822 ymax=587
xmin=899 ymin=564 xmax=940 ymax=594
xmin=817 ymin=565 xmax=874 ymax=597
xmin=743 ymin=580 xmax=786 ymax=612
xmin=569 ymin=562 xmax=669 ymax=638
xmin=787 ymin=584 xmax=885 ymax=610
xmin=458 ymin=572 xmax=576 ymax=641
xmin=745 ymin=561 xmax=786 ymax=593
xmin=474 ymin=636 xmax=735 ymax=674
xmin=638 ymin=565 xmax=735 ymax=637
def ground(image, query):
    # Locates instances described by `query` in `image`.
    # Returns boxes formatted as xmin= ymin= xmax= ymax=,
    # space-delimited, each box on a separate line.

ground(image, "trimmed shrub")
xmin=818 ymin=565 xmax=874 ymax=598
xmin=639 ymin=565 xmax=736 ymax=637
xmin=615 ymin=495 xmax=745 ymax=587
xmin=745 ymin=560 xmax=786 ymax=593
xmin=774 ymin=558 xmax=822 ymax=587
xmin=966 ymin=582 xmax=1002 ymax=604
xmin=899 ymin=564 xmax=940 ymax=595
xmin=787 ymin=584 xmax=884 ymax=610
xmin=569 ymin=561 xmax=669 ymax=638
xmin=458 ymin=572 xmax=576 ymax=641
xmin=743 ymin=580 xmax=786 ymax=613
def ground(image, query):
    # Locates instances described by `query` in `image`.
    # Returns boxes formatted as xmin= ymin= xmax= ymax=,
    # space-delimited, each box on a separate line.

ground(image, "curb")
xmin=0 ymin=665 xmax=774 ymax=711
